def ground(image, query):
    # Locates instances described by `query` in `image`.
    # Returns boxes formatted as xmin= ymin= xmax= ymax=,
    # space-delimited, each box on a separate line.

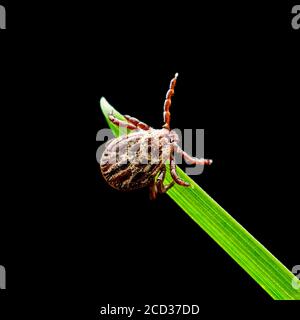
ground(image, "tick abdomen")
xmin=100 ymin=129 xmax=171 ymax=191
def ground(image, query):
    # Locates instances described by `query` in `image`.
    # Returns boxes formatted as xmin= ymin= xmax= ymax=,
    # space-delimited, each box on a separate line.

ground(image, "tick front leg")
xmin=124 ymin=114 xmax=151 ymax=130
xmin=108 ymin=113 xmax=137 ymax=130
xmin=156 ymin=165 xmax=175 ymax=193
xmin=162 ymin=73 xmax=178 ymax=131
xmin=170 ymin=145 xmax=190 ymax=187
xmin=174 ymin=144 xmax=213 ymax=165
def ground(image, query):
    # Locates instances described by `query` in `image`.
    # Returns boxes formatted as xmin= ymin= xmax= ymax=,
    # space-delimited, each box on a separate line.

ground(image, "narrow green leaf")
xmin=99 ymin=97 xmax=300 ymax=300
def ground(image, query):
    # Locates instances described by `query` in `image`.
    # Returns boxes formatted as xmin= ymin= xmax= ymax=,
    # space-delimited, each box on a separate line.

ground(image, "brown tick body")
xmin=100 ymin=73 xmax=212 ymax=200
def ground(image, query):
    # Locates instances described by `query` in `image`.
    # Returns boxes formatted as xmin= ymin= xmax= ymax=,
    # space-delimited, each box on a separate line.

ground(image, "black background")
xmin=1 ymin=0 xmax=299 ymax=317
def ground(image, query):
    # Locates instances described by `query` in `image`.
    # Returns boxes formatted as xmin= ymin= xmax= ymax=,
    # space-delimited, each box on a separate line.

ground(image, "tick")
xmin=100 ymin=73 xmax=213 ymax=200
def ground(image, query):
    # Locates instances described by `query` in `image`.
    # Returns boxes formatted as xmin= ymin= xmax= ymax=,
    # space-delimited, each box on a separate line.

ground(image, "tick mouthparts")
xmin=175 ymin=72 xmax=179 ymax=79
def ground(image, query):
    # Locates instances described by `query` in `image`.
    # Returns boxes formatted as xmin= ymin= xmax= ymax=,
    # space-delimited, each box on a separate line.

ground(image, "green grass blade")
xmin=99 ymin=97 xmax=300 ymax=300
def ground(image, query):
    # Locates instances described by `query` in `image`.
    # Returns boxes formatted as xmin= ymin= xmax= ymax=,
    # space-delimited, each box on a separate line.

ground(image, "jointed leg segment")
xmin=108 ymin=113 xmax=137 ymax=130
xmin=124 ymin=115 xmax=151 ymax=130
xmin=174 ymin=144 xmax=213 ymax=165
xmin=170 ymin=145 xmax=190 ymax=187
xmin=109 ymin=112 xmax=151 ymax=131
xmin=149 ymin=165 xmax=175 ymax=200
xmin=156 ymin=166 xmax=175 ymax=193
xmin=149 ymin=179 xmax=158 ymax=200
xmin=163 ymin=73 xmax=178 ymax=131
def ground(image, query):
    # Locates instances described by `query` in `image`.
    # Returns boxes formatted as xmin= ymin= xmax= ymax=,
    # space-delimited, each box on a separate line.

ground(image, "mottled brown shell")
xmin=100 ymin=129 xmax=171 ymax=191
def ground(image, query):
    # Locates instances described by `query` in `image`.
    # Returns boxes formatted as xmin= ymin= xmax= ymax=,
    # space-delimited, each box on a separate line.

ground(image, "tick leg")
xmin=170 ymin=145 xmax=190 ymax=187
xmin=108 ymin=113 xmax=137 ymax=130
xmin=156 ymin=165 xmax=175 ymax=193
xmin=124 ymin=114 xmax=151 ymax=130
xmin=163 ymin=73 xmax=178 ymax=131
xmin=149 ymin=178 xmax=158 ymax=200
xmin=174 ymin=144 xmax=213 ymax=165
